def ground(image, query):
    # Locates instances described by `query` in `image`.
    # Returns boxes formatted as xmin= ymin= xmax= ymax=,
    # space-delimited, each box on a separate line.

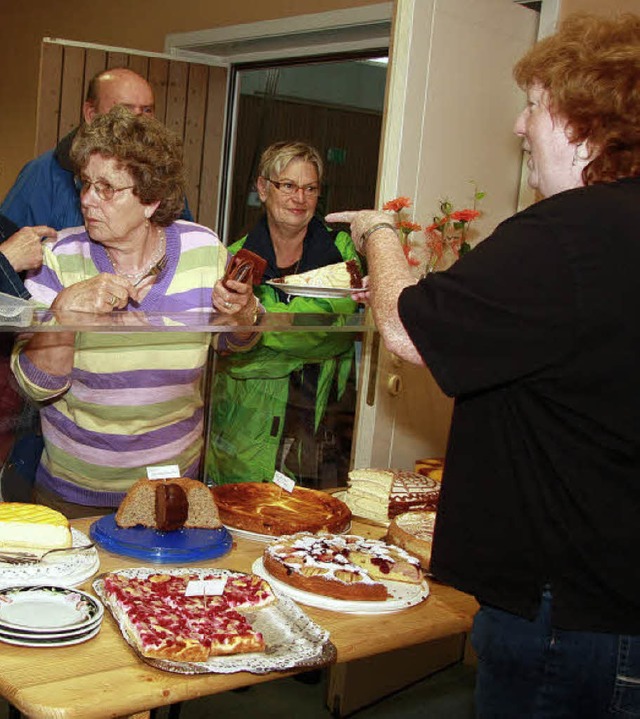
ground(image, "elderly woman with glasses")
xmin=11 ymin=106 xmax=259 ymax=517
xmin=206 ymin=140 xmax=361 ymax=487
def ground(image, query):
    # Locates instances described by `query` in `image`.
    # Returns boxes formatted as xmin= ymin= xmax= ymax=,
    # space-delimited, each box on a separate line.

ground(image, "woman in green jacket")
xmin=206 ymin=141 xmax=361 ymax=488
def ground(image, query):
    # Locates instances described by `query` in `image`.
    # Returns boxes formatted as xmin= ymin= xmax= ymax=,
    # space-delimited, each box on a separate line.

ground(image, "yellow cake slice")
xmin=0 ymin=503 xmax=72 ymax=551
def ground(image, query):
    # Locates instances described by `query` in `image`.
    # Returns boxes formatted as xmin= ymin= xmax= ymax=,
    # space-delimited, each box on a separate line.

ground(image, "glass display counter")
xmin=0 ymin=303 xmax=374 ymax=502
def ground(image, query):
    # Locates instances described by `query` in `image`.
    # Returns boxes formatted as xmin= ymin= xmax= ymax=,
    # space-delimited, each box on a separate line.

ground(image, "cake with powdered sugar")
xmin=262 ymin=532 xmax=422 ymax=601
xmin=344 ymin=468 xmax=441 ymax=525
xmin=271 ymin=260 xmax=363 ymax=289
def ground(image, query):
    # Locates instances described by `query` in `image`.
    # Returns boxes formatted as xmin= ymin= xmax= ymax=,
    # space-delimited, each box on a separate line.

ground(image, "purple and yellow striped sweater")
xmin=11 ymin=220 xmax=244 ymax=507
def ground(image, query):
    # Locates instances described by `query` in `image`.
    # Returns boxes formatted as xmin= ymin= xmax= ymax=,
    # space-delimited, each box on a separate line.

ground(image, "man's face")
xmin=83 ymin=70 xmax=155 ymax=123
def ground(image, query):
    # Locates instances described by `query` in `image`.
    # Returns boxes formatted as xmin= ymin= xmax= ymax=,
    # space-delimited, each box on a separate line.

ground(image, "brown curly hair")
xmin=70 ymin=106 xmax=186 ymax=225
xmin=513 ymin=12 xmax=640 ymax=185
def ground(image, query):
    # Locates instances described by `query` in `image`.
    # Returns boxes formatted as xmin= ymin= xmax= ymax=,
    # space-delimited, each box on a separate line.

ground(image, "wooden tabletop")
xmin=0 ymin=517 xmax=478 ymax=719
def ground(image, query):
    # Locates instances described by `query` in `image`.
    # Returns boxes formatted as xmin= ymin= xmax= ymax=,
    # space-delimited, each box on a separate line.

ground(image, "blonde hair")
xmin=258 ymin=141 xmax=324 ymax=184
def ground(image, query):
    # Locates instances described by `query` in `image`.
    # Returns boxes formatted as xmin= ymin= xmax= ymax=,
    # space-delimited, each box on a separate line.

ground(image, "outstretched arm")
xmin=326 ymin=210 xmax=425 ymax=365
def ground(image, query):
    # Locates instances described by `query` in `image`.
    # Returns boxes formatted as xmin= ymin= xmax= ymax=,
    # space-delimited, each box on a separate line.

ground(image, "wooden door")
xmin=35 ymin=40 xmax=227 ymax=230
xmin=353 ymin=0 xmax=539 ymax=470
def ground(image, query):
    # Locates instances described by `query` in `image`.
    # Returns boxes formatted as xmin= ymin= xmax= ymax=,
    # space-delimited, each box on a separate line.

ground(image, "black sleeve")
xmin=398 ymin=209 xmax=576 ymax=397
xmin=0 ymin=214 xmax=19 ymax=241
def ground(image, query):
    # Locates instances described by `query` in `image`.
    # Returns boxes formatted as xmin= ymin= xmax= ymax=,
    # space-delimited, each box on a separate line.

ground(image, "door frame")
xmin=163 ymin=3 xmax=393 ymax=66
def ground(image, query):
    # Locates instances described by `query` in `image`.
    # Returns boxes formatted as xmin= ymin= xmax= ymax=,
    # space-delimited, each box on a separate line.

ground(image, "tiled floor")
xmin=156 ymin=662 xmax=476 ymax=719
xmin=0 ymin=662 xmax=476 ymax=718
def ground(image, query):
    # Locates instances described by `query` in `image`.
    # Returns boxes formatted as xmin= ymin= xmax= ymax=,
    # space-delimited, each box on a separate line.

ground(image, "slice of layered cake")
xmin=344 ymin=468 xmax=441 ymax=525
xmin=271 ymin=260 xmax=363 ymax=289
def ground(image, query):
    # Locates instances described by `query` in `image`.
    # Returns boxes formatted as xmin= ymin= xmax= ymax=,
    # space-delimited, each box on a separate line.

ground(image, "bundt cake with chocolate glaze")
xmin=115 ymin=478 xmax=221 ymax=531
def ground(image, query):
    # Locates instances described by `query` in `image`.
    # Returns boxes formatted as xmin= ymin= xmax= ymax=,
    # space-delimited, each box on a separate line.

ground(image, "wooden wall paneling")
xmin=107 ymin=51 xmax=128 ymax=69
xmin=127 ymin=54 xmax=149 ymax=79
xmin=83 ymin=49 xmax=108 ymax=105
xmin=36 ymin=42 xmax=228 ymax=226
xmin=182 ymin=64 xmax=208 ymax=219
xmin=58 ymin=46 xmax=85 ymax=137
xmin=35 ymin=43 xmax=64 ymax=155
xmin=165 ymin=61 xmax=188 ymax=139
xmin=198 ymin=66 xmax=227 ymax=231
xmin=324 ymin=106 xmax=381 ymax=212
xmin=147 ymin=58 xmax=170 ymax=124
xmin=229 ymin=95 xmax=265 ymax=239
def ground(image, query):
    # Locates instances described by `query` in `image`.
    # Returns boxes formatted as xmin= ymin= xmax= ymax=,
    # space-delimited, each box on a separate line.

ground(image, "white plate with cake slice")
xmin=0 ymin=529 xmax=100 ymax=590
xmin=266 ymin=281 xmax=355 ymax=299
xmin=252 ymin=557 xmax=429 ymax=615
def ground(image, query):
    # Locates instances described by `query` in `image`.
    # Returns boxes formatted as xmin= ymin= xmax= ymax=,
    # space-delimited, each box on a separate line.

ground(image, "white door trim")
xmin=164 ymin=3 xmax=393 ymax=65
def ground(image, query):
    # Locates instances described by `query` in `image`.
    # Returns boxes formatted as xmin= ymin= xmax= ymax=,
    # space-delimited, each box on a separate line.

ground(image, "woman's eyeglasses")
xmin=263 ymin=177 xmax=320 ymax=197
xmin=75 ymin=177 xmax=135 ymax=202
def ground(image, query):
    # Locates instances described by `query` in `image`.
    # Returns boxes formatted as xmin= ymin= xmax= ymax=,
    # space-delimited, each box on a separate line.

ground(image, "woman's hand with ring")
xmin=212 ymin=278 xmax=253 ymax=315
xmin=50 ymin=274 xmax=133 ymax=314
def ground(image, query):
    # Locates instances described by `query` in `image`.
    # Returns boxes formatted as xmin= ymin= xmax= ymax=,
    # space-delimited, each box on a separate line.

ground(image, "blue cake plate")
xmin=90 ymin=514 xmax=233 ymax=564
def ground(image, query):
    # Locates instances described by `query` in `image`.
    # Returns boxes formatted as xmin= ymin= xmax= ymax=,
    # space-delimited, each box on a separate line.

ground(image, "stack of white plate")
xmin=0 ymin=585 xmax=104 ymax=647
xmin=0 ymin=528 xmax=100 ymax=590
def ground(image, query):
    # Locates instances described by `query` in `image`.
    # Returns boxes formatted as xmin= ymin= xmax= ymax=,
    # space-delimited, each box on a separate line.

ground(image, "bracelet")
xmin=360 ymin=222 xmax=398 ymax=250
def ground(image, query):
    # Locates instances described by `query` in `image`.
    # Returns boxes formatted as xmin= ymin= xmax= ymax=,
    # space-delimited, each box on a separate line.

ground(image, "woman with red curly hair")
xmin=328 ymin=13 xmax=640 ymax=719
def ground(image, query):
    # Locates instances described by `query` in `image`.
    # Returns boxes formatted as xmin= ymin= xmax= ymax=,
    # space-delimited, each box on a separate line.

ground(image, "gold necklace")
xmin=105 ymin=226 xmax=165 ymax=284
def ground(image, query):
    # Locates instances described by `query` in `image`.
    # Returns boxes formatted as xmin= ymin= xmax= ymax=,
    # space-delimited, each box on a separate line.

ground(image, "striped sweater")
xmin=11 ymin=220 xmax=242 ymax=507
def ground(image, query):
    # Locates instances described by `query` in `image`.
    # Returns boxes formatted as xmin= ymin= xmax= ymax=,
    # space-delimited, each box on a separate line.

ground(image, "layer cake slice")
xmin=271 ymin=260 xmax=363 ymax=289
xmin=345 ymin=468 xmax=441 ymax=524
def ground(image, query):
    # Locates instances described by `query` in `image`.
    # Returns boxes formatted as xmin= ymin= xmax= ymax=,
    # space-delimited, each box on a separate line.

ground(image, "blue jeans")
xmin=471 ymin=590 xmax=640 ymax=718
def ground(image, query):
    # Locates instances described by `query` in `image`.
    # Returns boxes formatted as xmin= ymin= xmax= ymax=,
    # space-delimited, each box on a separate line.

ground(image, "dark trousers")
xmin=471 ymin=589 xmax=640 ymax=718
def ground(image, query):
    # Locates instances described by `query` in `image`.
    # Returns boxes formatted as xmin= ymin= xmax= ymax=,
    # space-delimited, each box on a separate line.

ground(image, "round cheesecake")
xmin=212 ymin=483 xmax=351 ymax=536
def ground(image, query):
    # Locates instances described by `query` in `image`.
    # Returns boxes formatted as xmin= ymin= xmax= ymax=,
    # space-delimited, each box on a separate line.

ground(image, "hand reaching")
xmin=325 ymin=210 xmax=395 ymax=254
xmin=0 ymin=225 xmax=57 ymax=272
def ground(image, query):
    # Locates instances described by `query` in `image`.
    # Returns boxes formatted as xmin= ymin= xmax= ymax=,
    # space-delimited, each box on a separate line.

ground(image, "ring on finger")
xmin=108 ymin=295 xmax=117 ymax=306
xmin=223 ymin=300 xmax=232 ymax=310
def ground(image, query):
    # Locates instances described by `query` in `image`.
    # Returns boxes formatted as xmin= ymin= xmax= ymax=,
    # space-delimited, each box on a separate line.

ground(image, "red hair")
xmin=513 ymin=13 xmax=640 ymax=184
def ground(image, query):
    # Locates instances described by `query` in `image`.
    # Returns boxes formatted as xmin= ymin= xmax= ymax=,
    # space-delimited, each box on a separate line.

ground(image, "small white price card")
xmin=146 ymin=465 xmax=181 ymax=480
xmin=272 ymin=470 xmax=295 ymax=493
xmin=185 ymin=578 xmax=226 ymax=597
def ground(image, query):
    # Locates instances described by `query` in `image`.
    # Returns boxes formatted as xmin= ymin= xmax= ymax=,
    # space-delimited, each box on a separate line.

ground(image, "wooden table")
xmin=0 ymin=518 xmax=478 ymax=719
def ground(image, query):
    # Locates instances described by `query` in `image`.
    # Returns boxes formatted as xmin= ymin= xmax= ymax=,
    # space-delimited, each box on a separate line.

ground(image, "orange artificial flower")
xmin=426 ymin=218 xmax=449 ymax=233
xmin=450 ymin=209 xmax=481 ymax=223
xmin=383 ymin=196 xmax=412 ymax=212
xmin=398 ymin=220 xmax=422 ymax=234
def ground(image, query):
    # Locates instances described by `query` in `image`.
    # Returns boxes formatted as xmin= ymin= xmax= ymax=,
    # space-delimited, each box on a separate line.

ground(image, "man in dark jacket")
xmin=1 ymin=67 xmax=191 ymax=229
